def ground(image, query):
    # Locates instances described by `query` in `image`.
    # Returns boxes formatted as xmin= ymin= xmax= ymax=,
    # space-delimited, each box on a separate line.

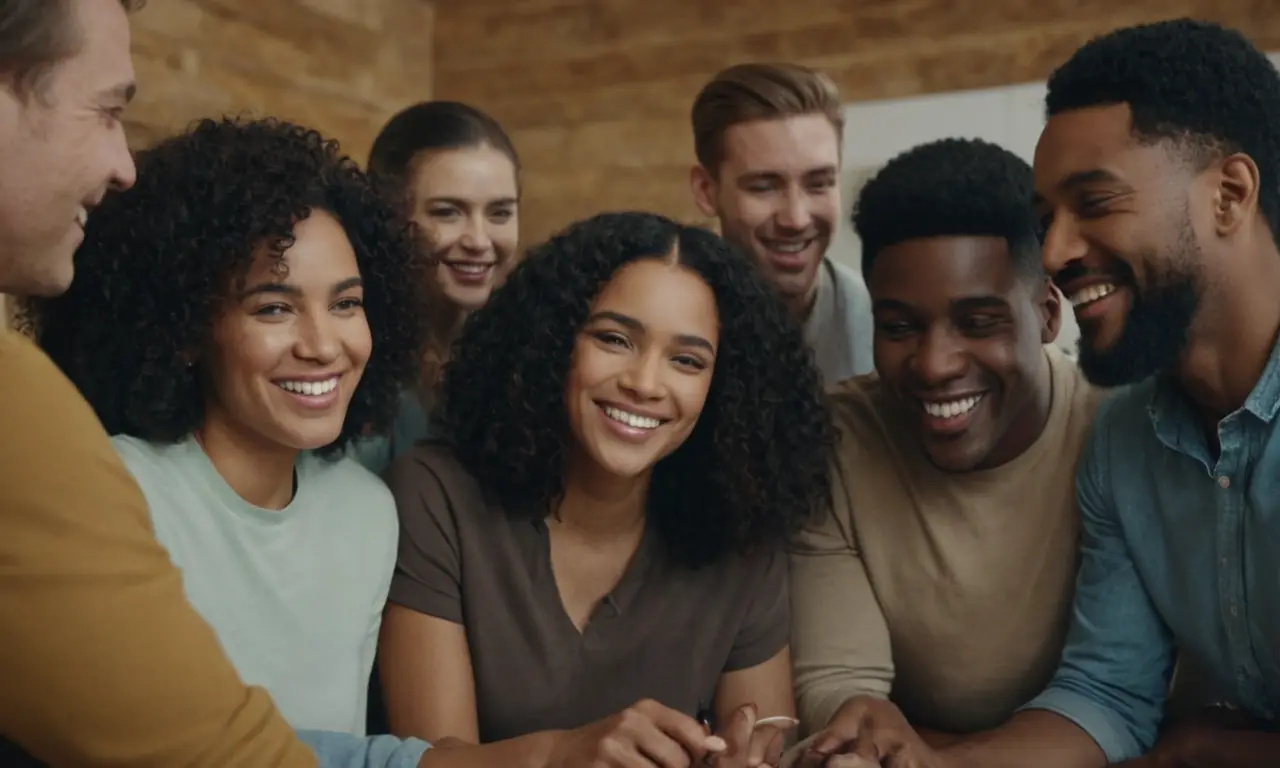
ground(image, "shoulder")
xmin=386 ymin=441 xmax=503 ymax=527
xmin=301 ymin=453 xmax=400 ymax=548
xmin=826 ymin=373 xmax=895 ymax=451
xmin=109 ymin=434 xmax=185 ymax=475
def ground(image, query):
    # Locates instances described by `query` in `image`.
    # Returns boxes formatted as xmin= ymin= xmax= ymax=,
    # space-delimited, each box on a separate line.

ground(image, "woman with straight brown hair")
xmin=352 ymin=100 xmax=521 ymax=473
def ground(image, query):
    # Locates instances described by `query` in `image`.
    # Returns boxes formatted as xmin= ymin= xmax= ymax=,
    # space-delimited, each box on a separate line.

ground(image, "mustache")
xmin=1053 ymin=258 xmax=1135 ymax=291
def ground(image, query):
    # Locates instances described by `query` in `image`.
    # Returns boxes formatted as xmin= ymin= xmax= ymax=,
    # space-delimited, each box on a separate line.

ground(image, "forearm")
xmin=419 ymin=732 xmax=561 ymax=768
xmin=938 ymin=710 xmax=1107 ymax=768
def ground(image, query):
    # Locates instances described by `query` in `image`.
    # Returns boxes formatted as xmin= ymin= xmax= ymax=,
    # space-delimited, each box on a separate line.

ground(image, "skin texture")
xmin=0 ymin=0 xmax=136 ymax=296
xmin=408 ymin=143 xmax=519 ymax=311
xmin=691 ymin=114 xmax=841 ymax=318
xmin=869 ymin=235 xmax=1059 ymax=472
xmin=200 ymin=210 xmax=373 ymax=509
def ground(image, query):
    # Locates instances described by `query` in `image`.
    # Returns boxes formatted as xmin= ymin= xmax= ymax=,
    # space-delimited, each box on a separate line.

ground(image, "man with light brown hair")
xmin=690 ymin=62 xmax=873 ymax=384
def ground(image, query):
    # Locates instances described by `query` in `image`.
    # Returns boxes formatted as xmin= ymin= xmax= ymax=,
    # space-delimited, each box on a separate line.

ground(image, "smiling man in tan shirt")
xmin=788 ymin=138 xmax=1101 ymax=760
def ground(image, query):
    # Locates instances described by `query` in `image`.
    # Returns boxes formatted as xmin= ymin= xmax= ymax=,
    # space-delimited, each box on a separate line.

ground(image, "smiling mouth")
xmin=602 ymin=404 xmax=667 ymax=430
xmin=444 ymin=261 xmax=495 ymax=275
xmin=920 ymin=393 xmax=985 ymax=420
xmin=1068 ymin=282 xmax=1119 ymax=309
xmin=276 ymin=377 xmax=339 ymax=397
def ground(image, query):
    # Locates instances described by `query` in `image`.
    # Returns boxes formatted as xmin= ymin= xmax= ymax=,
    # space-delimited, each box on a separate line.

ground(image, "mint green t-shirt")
xmin=111 ymin=434 xmax=398 ymax=736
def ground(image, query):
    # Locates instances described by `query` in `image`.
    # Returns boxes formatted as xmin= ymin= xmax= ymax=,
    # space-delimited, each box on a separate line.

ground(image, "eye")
xmin=252 ymin=303 xmax=291 ymax=317
xmin=427 ymin=206 xmax=461 ymax=220
xmin=672 ymin=354 xmax=707 ymax=371
xmin=591 ymin=330 xmax=629 ymax=348
xmin=877 ymin=320 xmax=915 ymax=339
xmin=488 ymin=208 xmax=515 ymax=223
xmin=1077 ymin=195 xmax=1113 ymax=218
xmin=333 ymin=297 xmax=364 ymax=313
xmin=959 ymin=314 xmax=1003 ymax=335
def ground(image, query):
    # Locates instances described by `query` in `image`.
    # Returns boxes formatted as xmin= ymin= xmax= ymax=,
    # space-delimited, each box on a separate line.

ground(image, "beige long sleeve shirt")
xmin=790 ymin=346 xmax=1100 ymax=735
xmin=0 ymin=329 xmax=317 ymax=766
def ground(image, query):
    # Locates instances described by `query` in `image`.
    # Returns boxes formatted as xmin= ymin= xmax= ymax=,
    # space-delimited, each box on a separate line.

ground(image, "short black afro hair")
xmin=853 ymin=137 xmax=1040 ymax=279
xmin=21 ymin=117 xmax=428 ymax=458
xmin=1046 ymin=18 xmax=1280 ymax=238
xmin=441 ymin=211 xmax=835 ymax=569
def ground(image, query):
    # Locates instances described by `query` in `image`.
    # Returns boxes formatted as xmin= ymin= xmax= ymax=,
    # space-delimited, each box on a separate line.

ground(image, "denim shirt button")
xmin=1218 ymin=475 xmax=1231 ymax=489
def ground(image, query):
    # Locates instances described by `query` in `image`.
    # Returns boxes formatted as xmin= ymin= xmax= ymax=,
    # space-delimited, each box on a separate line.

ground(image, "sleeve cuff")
xmin=1019 ymin=687 xmax=1144 ymax=764
xmin=386 ymin=576 xmax=464 ymax=624
xmin=297 ymin=730 xmax=430 ymax=768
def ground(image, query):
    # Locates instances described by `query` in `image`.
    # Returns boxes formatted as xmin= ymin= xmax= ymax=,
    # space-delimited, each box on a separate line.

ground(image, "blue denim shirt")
xmin=1022 ymin=341 xmax=1280 ymax=762
xmin=298 ymin=730 xmax=429 ymax=768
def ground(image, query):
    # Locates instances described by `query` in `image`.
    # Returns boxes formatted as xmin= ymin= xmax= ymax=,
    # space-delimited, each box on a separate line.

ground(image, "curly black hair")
xmin=441 ymin=211 xmax=835 ymax=569
xmin=19 ymin=116 xmax=428 ymax=458
xmin=853 ymin=137 xmax=1040 ymax=280
xmin=1046 ymin=18 xmax=1280 ymax=237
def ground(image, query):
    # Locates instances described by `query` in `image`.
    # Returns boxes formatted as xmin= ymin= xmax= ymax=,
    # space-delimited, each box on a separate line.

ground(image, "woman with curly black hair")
xmin=20 ymin=117 xmax=428 ymax=736
xmin=377 ymin=211 xmax=835 ymax=766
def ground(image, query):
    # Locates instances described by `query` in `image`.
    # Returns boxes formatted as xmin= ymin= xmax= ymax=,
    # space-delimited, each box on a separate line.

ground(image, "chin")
xmin=922 ymin=443 xmax=985 ymax=474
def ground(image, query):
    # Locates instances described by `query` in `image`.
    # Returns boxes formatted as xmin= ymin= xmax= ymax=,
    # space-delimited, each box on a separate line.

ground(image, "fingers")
xmin=747 ymin=726 xmax=786 ymax=766
xmin=810 ymin=700 xmax=867 ymax=755
xmin=631 ymin=699 xmax=726 ymax=765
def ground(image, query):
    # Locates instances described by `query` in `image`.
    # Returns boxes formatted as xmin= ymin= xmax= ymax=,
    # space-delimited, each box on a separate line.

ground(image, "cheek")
xmin=344 ymin=316 xmax=374 ymax=368
xmin=490 ymin=221 xmax=519 ymax=258
xmin=673 ymin=374 xmax=713 ymax=422
xmin=414 ymin=216 xmax=462 ymax=252
xmin=207 ymin=324 xmax=287 ymax=393
xmin=809 ymin=194 xmax=840 ymax=230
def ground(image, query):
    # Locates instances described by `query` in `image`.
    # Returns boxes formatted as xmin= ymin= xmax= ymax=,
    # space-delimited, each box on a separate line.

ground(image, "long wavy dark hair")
xmin=441 ymin=211 xmax=835 ymax=568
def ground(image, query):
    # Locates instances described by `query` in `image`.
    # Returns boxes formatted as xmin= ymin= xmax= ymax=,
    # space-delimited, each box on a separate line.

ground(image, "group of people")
xmin=1 ymin=2 xmax=1278 ymax=767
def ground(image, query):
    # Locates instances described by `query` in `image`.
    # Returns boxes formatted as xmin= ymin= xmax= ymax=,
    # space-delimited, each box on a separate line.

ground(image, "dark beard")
xmin=1074 ymin=219 xmax=1203 ymax=388
xmin=1077 ymin=268 xmax=1199 ymax=387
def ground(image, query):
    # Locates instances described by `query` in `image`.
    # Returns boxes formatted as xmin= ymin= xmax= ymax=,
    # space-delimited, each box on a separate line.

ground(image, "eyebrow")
xmin=587 ymin=310 xmax=716 ymax=354
xmin=873 ymin=295 xmax=1011 ymax=313
xmin=1033 ymin=168 xmax=1126 ymax=206
xmin=427 ymin=196 xmax=519 ymax=207
xmin=238 ymin=276 xmax=363 ymax=300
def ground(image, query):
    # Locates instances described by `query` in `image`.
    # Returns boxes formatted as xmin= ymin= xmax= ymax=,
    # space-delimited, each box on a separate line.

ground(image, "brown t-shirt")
xmin=386 ymin=443 xmax=790 ymax=743
xmin=790 ymin=345 xmax=1101 ymax=735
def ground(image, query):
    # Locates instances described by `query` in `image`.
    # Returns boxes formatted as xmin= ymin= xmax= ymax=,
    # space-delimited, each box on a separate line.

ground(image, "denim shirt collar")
xmin=1147 ymin=333 xmax=1280 ymax=463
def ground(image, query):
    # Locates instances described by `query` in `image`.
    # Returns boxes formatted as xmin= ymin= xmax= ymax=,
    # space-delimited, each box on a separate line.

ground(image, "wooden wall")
xmin=126 ymin=0 xmax=434 ymax=160
xmin=432 ymin=0 xmax=1280 ymax=245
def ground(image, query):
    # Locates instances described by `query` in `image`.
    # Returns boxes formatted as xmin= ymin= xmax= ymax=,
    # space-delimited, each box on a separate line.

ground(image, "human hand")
xmin=710 ymin=705 xmax=797 ymax=767
xmin=547 ymin=698 xmax=728 ymax=768
xmin=791 ymin=696 xmax=942 ymax=768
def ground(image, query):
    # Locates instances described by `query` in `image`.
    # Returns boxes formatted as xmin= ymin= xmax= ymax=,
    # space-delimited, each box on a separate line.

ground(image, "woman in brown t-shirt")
xmin=378 ymin=211 xmax=835 ymax=767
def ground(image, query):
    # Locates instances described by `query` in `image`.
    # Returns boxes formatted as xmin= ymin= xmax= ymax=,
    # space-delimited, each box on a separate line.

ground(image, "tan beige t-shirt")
xmin=790 ymin=345 xmax=1100 ymax=735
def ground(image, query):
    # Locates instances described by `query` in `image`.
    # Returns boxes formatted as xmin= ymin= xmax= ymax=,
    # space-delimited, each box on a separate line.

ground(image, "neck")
xmin=790 ymin=283 xmax=819 ymax=323
xmin=1176 ymin=245 xmax=1280 ymax=420
xmin=554 ymin=452 xmax=649 ymax=540
xmin=196 ymin=410 xmax=298 ymax=510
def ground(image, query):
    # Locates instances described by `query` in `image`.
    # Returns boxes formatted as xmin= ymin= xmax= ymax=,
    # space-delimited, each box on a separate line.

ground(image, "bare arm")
xmin=938 ymin=710 xmax=1105 ymax=768
xmin=379 ymin=605 xmax=479 ymax=743
xmin=0 ymin=333 xmax=315 ymax=766
xmin=715 ymin=648 xmax=797 ymax=725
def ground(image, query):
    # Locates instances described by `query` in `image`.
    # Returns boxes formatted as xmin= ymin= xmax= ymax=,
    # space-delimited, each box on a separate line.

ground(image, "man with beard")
xmin=789 ymin=18 xmax=1280 ymax=768
xmin=689 ymin=62 xmax=874 ymax=384
xmin=789 ymin=137 xmax=1098 ymax=754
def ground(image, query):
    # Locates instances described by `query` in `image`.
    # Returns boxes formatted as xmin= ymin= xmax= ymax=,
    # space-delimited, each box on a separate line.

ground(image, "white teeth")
xmin=603 ymin=406 xmax=662 ymax=430
xmin=1070 ymin=283 xmax=1117 ymax=307
xmin=75 ymin=207 xmax=88 ymax=228
xmin=448 ymin=262 xmax=492 ymax=275
xmin=277 ymin=377 xmax=339 ymax=397
xmin=922 ymin=394 xmax=983 ymax=419
xmin=766 ymin=240 xmax=809 ymax=254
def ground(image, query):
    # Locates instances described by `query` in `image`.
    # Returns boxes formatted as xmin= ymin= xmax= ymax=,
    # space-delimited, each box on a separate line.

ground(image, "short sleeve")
xmin=385 ymin=450 xmax=465 ymax=624
xmin=724 ymin=544 xmax=791 ymax=672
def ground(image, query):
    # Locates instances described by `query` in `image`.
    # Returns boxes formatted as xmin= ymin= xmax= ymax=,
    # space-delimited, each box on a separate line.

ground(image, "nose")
xmin=1041 ymin=212 xmax=1088 ymax=278
xmin=775 ymin=189 xmax=812 ymax=232
xmin=293 ymin=311 xmax=342 ymax=365
xmin=458 ymin=212 xmax=493 ymax=254
xmin=109 ymin=124 xmax=137 ymax=192
xmin=911 ymin=326 xmax=968 ymax=386
xmin=617 ymin=349 xmax=664 ymax=401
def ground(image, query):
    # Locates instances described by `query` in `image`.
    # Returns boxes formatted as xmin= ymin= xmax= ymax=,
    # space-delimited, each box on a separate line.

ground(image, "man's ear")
xmin=690 ymin=164 xmax=719 ymax=219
